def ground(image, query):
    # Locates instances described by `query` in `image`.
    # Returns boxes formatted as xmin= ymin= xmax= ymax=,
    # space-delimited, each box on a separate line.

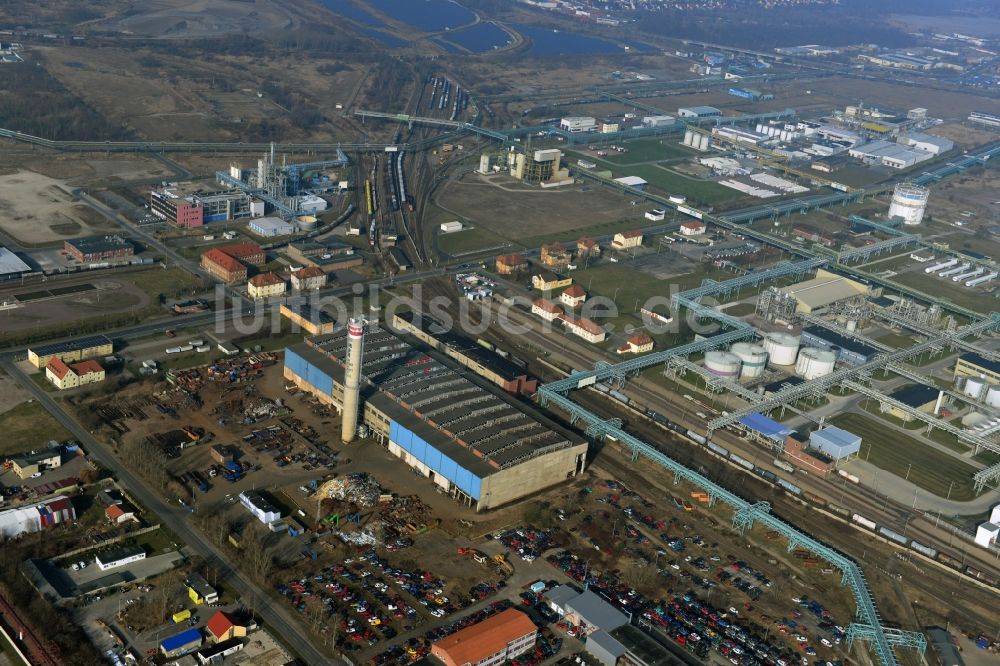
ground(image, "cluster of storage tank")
xmin=702 ymin=343 xmax=771 ymax=381
xmin=761 ymin=332 xmax=838 ymax=380
xmin=959 ymin=377 xmax=1000 ymax=408
xmin=923 ymin=258 xmax=998 ymax=288
xmin=682 ymin=129 xmax=711 ymax=151
xmin=701 ymin=332 xmax=840 ymax=382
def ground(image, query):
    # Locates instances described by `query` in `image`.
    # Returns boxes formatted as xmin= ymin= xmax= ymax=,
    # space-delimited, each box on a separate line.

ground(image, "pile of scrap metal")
xmin=317 ymin=472 xmax=383 ymax=508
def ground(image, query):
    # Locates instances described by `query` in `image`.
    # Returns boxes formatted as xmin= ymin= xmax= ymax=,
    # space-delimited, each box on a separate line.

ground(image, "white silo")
xmin=704 ymin=351 xmax=742 ymax=378
xmin=986 ymin=386 xmax=1000 ymax=408
xmin=763 ymin=332 xmax=800 ymax=366
xmin=731 ymin=342 xmax=768 ymax=379
xmin=683 ymin=129 xmax=695 ymax=147
xmin=887 ymin=183 xmax=929 ymax=226
xmin=965 ymin=377 xmax=986 ymax=400
xmin=478 ymin=154 xmax=490 ymax=174
xmin=795 ymin=347 xmax=837 ymax=380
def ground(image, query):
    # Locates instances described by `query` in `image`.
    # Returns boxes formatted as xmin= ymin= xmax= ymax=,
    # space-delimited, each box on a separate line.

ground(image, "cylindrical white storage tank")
xmin=297 ymin=215 xmax=318 ymax=231
xmin=986 ymin=386 xmax=1000 ymax=408
xmin=887 ymin=182 xmax=929 ymax=226
xmin=684 ymin=130 xmax=694 ymax=146
xmin=795 ymin=347 xmax=837 ymax=380
xmin=730 ymin=342 xmax=768 ymax=379
xmin=763 ymin=332 xmax=800 ymax=366
xmin=669 ymin=194 xmax=686 ymax=204
xmin=965 ymin=377 xmax=986 ymax=400
xmin=704 ymin=351 xmax=741 ymax=378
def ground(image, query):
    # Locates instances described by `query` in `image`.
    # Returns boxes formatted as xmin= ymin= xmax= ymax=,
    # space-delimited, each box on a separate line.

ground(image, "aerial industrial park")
xmin=0 ymin=1 xmax=999 ymax=666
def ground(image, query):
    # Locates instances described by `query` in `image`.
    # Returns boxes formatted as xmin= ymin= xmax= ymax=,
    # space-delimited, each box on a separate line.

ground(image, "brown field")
xmin=0 ymin=170 xmax=122 ymax=244
xmin=780 ymin=76 xmax=997 ymax=121
xmin=0 ymin=277 xmax=151 ymax=333
xmin=929 ymin=123 xmax=999 ymax=149
xmin=0 ymin=148 xmax=172 ymax=185
xmin=36 ymin=45 xmax=366 ymax=142
xmin=432 ymin=172 xmax=638 ymax=243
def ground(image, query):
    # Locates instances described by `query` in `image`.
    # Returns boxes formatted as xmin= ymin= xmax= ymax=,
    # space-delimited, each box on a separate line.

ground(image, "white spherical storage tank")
xmin=795 ymin=347 xmax=837 ymax=380
xmin=965 ymin=377 xmax=986 ymax=400
xmin=763 ymin=332 xmax=800 ymax=366
xmin=730 ymin=343 xmax=768 ymax=379
xmin=887 ymin=182 xmax=929 ymax=226
xmin=986 ymin=386 xmax=1000 ymax=408
xmin=704 ymin=351 xmax=742 ymax=378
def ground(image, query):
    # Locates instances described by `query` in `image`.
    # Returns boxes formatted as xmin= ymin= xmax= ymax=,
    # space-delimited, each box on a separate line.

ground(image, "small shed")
xmin=810 ymin=426 xmax=861 ymax=460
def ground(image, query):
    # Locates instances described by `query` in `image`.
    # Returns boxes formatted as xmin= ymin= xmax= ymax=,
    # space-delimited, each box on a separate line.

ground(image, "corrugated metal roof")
xmin=738 ymin=413 xmax=793 ymax=442
xmin=160 ymin=627 xmax=203 ymax=651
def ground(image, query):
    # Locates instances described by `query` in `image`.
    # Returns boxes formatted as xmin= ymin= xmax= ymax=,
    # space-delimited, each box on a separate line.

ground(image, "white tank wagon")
xmin=967 ymin=272 xmax=998 ymax=288
xmin=925 ymin=258 xmax=958 ymax=274
xmin=763 ymin=332 xmax=800 ymax=366
xmin=939 ymin=263 xmax=971 ymax=278
xmin=952 ymin=267 xmax=985 ymax=283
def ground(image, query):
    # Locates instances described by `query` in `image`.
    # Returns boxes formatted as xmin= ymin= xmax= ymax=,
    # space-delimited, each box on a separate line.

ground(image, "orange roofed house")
xmin=431 ymin=608 xmax=537 ymax=666
xmin=617 ymin=333 xmax=654 ymax=355
xmin=495 ymin=254 xmax=527 ymax=275
xmin=201 ymin=248 xmax=248 ymax=284
xmin=45 ymin=357 xmax=105 ymax=390
xmin=248 ymin=272 xmax=286 ymax=300
xmin=217 ymin=242 xmax=265 ymax=266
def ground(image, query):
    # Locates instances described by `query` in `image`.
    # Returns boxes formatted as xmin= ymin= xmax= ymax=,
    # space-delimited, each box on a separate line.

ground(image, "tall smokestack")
xmin=341 ymin=317 xmax=365 ymax=443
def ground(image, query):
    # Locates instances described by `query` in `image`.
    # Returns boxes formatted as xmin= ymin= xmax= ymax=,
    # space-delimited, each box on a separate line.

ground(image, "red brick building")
xmin=201 ymin=248 xmax=248 ymax=284
xmin=218 ymin=242 xmax=265 ymax=266
xmin=64 ymin=236 xmax=135 ymax=263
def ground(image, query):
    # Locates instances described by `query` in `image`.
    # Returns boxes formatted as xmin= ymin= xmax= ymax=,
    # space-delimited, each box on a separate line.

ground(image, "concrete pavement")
xmin=1 ymin=357 xmax=332 ymax=666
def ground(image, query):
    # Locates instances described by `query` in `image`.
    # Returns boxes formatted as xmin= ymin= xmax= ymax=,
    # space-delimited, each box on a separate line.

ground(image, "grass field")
xmin=613 ymin=164 xmax=741 ymax=205
xmin=438 ymin=227 xmax=509 ymax=257
xmin=891 ymin=271 xmax=996 ymax=314
xmin=830 ymin=412 xmax=980 ymax=500
xmin=519 ymin=216 xmax=650 ymax=249
xmin=874 ymin=332 xmax=917 ymax=349
xmin=0 ymin=401 xmax=73 ymax=454
xmin=597 ymin=138 xmax=697 ymax=165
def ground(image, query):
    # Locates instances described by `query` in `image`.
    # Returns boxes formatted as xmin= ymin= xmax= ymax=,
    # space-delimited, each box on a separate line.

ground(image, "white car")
xmin=71 ymin=563 xmax=80 ymax=571
xmin=820 ymin=638 xmax=832 ymax=648
xmin=78 ymin=561 xmax=87 ymax=569
xmin=31 ymin=472 xmax=42 ymax=478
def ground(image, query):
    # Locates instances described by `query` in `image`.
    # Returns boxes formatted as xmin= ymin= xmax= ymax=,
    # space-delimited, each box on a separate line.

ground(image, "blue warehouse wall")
xmin=284 ymin=348 xmax=334 ymax=396
xmin=389 ymin=421 xmax=482 ymax=499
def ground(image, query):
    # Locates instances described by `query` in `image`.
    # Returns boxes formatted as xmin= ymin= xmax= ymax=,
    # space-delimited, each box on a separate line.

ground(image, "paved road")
xmin=0 ymin=357 xmax=332 ymax=666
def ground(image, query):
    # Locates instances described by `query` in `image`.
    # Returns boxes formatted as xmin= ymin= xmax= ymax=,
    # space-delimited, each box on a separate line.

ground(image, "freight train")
xmin=586 ymin=378 xmax=1000 ymax=591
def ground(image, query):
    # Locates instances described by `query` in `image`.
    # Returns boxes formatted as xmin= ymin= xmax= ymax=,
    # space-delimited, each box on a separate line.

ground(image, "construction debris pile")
xmin=213 ymin=395 xmax=289 ymax=425
xmin=321 ymin=473 xmax=383 ymax=508
xmin=379 ymin=494 xmax=433 ymax=537
xmin=336 ymin=529 xmax=378 ymax=546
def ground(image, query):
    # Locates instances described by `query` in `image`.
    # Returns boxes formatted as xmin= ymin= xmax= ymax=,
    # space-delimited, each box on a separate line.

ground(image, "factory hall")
xmin=283 ymin=322 xmax=587 ymax=511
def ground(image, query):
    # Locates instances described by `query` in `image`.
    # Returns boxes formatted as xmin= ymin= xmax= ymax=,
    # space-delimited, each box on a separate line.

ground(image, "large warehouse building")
xmin=28 ymin=335 xmax=113 ymax=369
xmin=779 ymin=269 xmax=872 ymax=314
xmin=284 ymin=325 xmax=587 ymax=510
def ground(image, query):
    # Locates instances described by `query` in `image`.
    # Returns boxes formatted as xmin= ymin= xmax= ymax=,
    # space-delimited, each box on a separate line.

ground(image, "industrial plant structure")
xmin=284 ymin=325 xmax=586 ymax=510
